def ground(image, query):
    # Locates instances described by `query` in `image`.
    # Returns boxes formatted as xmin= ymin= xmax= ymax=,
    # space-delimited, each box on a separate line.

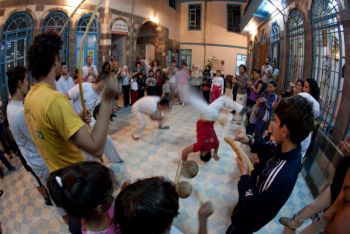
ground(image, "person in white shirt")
xmin=261 ymin=57 xmax=273 ymax=84
xmin=56 ymin=62 xmax=75 ymax=96
xmin=130 ymin=76 xmax=138 ymax=105
xmin=210 ymin=70 xmax=224 ymax=103
xmin=82 ymin=55 xmax=98 ymax=83
xmin=6 ymin=66 xmax=67 ymax=221
xmin=66 ymin=70 xmax=123 ymax=163
xmin=131 ymin=96 xmax=172 ymax=140
xmin=121 ymin=66 xmax=131 ymax=107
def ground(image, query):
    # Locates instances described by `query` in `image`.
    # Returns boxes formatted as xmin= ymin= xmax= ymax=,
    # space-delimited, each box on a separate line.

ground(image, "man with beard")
xmin=56 ymin=62 xmax=75 ymax=96
xmin=261 ymin=57 xmax=273 ymax=84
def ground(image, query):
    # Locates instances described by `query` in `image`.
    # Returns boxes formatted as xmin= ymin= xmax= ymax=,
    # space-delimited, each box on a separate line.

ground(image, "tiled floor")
xmin=1 ymin=90 xmax=316 ymax=234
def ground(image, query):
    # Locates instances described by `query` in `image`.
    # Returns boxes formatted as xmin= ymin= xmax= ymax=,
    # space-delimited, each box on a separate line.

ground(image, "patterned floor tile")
xmin=0 ymin=90 xmax=316 ymax=234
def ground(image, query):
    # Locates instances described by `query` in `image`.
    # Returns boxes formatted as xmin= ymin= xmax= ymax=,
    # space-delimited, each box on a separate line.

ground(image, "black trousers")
xmin=122 ymin=85 xmax=130 ymax=106
xmin=156 ymin=86 xmax=162 ymax=96
xmin=203 ymin=90 xmax=210 ymax=104
xmin=138 ymin=89 xmax=145 ymax=99
xmin=147 ymin=86 xmax=156 ymax=96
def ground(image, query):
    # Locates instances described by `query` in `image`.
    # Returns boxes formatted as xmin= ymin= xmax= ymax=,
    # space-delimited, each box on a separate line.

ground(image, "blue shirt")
xmin=257 ymin=90 xmax=277 ymax=120
xmin=56 ymin=76 xmax=75 ymax=95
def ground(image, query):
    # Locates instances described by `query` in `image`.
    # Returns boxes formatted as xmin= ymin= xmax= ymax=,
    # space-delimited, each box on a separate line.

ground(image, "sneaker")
xmin=117 ymin=160 xmax=124 ymax=163
xmin=159 ymin=126 xmax=170 ymax=129
xmin=181 ymin=103 xmax=185 ymax=107
xmin=44 ymin=198 xmax=53 ymax=206
xmin=0 ymin=190 xmax=3 ymax=197
xmin=279 ymin=217 xmax=295 ymax=230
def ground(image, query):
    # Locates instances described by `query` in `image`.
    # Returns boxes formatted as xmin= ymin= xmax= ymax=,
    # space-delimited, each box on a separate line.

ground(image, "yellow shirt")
xmin=24 ymin=83 xmax=85 ymax=172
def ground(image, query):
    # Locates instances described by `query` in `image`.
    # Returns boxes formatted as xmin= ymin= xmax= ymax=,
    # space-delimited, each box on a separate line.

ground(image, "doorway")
xmin=111 ymin=34 xmax=126 ymax=67
xmin=145 ymin=43 xmax=155 ymax=62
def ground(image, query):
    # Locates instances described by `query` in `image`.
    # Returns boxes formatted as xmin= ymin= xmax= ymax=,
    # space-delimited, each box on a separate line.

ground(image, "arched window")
xmin=271 ymin=22 xmax=280 ymax=68
xmin=312 ymin=0 xmax=344 ymax=137
xmin=260 ymin=30 xmax=266 ymax=45
xmin=252 ymin=36 xmax=259 ymax=70
xmin=167 ymin=49 xmax=173 ymax=67
xmin=285 ymin=9 xmax=305 ymax=89
xmin=76 ymin=15 xmax=98 ymax=68
xmin=42 ymin=11 xmax=69 ymax=67
xmin=0 ymin=12 xmax=33 ymax=103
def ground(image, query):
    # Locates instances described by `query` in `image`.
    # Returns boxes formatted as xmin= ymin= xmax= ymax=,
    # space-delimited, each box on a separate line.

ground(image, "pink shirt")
xmin=81 ymin=205 xmax=122 ymax=234
xmin=178 ymin=69 xmax=190 ymax=85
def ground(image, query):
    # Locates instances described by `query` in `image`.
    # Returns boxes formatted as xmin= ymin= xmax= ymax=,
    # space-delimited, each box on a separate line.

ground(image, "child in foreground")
xmin=226 ymin=95 xmax=314 ymax=233
xmin=47 ymin=161 xmax=119 ymax=234
xmin=113 ymin=176 xmax=214 ymax=234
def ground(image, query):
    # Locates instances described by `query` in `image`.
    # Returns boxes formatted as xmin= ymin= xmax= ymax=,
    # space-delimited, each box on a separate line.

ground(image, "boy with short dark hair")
xmin=137 ymin=72 xmax=146 ymax=99
xmin=146 ymin=70 xmax=156 ymax=96
xmin=226 ymin=95 xmax=315 ymax=233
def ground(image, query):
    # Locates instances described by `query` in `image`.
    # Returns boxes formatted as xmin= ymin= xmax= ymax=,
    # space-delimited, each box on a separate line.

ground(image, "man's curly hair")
xmin=26 ymin=31 xmax=63 ymax=80
xmin=274 ymin=95 xmax=314 ymax=144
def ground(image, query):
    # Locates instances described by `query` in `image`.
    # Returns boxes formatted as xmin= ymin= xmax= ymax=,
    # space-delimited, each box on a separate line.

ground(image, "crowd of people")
xmin=0 ymin=31 xmax=349 ymax=234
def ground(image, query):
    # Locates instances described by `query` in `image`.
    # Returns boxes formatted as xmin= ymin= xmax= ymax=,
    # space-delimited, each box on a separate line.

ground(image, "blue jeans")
xmin=0 ymin=122 xmax=17 ymax=155
xmin=254 ymin=116 xmax=268 ymax=137
xmin=246 ymin=122 xmax=256 ymax=135
xmin=0 ymin=150 xmax=12 ymax=176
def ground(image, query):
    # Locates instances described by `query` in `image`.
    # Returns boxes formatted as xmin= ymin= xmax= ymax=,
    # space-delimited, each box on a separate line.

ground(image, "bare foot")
xmin=213 ymin=154 xmax=221 ymax=161
xmin=236 ymin=122 xmax=242 ymax=125
xmin=132 ymin=134 xmax=139 ymax=141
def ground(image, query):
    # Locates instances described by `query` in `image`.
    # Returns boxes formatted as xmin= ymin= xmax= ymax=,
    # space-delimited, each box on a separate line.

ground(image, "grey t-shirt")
xmin=167 ymin=67 xmax=179 ymax=80
xmin=163 ymin=83 xmax=170 ymax=93
xmin=236 ymin=74 xmax=249 ymax=94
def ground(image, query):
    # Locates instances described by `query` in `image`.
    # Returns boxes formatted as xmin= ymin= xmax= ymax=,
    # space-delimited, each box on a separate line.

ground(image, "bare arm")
xmin=182 ymin=144 xmax=194 ymax=161
xmin=198 ymin=201 xmax=214 ymax=234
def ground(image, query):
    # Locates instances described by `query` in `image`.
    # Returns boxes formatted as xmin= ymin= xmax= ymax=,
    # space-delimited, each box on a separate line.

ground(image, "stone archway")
xmin=134 ymin=20 xmax=166 ymax=68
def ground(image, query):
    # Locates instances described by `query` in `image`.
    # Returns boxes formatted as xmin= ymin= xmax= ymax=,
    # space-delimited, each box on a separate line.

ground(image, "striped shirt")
xmin=249 ymin=104 xmax=260 ymax=124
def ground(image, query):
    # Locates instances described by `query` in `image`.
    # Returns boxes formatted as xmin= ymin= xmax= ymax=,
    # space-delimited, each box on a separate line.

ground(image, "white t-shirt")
xmin=7 ymin=101 xmax=50 ymax=179
xmin=211 ymin=77 xmax=224 ymax=94
xmin=131 ymin=80 xmax=138 ymax=90
xmin=133 ymin=96 xmax=161 ymax=116
xmin=298 ymin=92 xmax=320 ymax=157
xmin=82 ymin=65 xmax=98 ymax=82
xmin=68 ymin=83 xmax=101 ymax=127
xmin=262 ymin=65 xmax=273 ymax=83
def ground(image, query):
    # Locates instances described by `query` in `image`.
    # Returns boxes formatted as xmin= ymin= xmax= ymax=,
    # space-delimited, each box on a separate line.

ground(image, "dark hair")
xmin=113 ymin=44 xmax=117 ymax=47
xmin=26 ymin=31 xmax=63 ymax=80
xmin=266 ymin=57 xmax=271 ymax=62
xmin=135 ymin=62 xmax=142 ymax=67
xmin=200 ymin=152 xmax=212 ymax=162
xmin=274 ymin=95 xmax=314 ymax=144
xmin=151 ymin=60 xmax=159 ymax=67
xmin=305 ymin=78 xmax=320 ymax=102
xmin=253 ymin=68 xmax=261 ymax=75
xmin=269 ymin=80 xmax=277 ymax=87
xmin=239 ymin=64 xmax=247 ymax=72
xmin=74 ymin=69 xmax=79 ymax=79
xmin=331 ymin=156 xmax=350 ymax=204
xmin=165 ymin=77 xmax=169 ymax=81
xmin=271 ymin=61 xmax=276 ymax=65
xmin=156 ymin=69 xmax=161 ymax=74
xmin=297 ymin=79 xmax=305 ymax=87
xmin=138 ymin=72 xmax=143 ymax=76
xmin=172 ymin=60 xmax=177 ymax=63
xmin=61 ymin=62 xmax=67 ymax=70
xmin=6 ymin=66 xmax=27 ymax=96
xmin=46 ymin=161 xmax=117 ymax=220
xmin=149 ymin=70 xmax=154 ymax=74
xmin=102 ymin=62 xmax=110 ymax=70
xmin=216 ymin=70 xmax=221 ymax=73
xmin=113 ymin=177 xmax=179 ymax=234
xmin=205 ymin=65 xmax=211 ymax=71
xmin=95 ymin=70 xmax=112 ymax=83
xmin=159 ymin=99 xmax=170 ymax=108
xmin=181 ymin=62 xmax=187 ymax=67
xmin=280 ymin=90 xmax=292 ymax=98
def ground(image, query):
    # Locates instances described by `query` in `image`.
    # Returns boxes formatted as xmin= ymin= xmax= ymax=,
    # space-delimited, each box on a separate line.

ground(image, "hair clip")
xmin=55 ymin=176 xmax=63 ymax=187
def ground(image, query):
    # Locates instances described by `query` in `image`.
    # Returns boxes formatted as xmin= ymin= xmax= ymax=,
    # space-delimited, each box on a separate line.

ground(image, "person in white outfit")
xmin=6 ymin=66 xmax=67 ymax=221
xmin=131 ymin=96 xmax=172 ymax=140
xmin=82 ymin=55 xmax=98 ymax=83
xmin=176 ymin=62 xmax=190 ymax=107
xmin=66 ymin=70 xmax=123 ymax=163
xmin=182 ymin=92 xmax=246 ymax=162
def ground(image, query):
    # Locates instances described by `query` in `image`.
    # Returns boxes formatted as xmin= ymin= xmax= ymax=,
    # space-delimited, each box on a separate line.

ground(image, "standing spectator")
xmin=82 ymin=55 xmax=98 ymax=83
xmin=165 ymin=60 xmax=179 ymax=105
xmin=203 ymin=65 xmax=213 ymax=80
xmin=122 ymin=66 xmax=131 ymax=107
xmin=177 ymin=62 xmax=190 ymax=107
xmin=155 ymin=69 xmax=163 ymax=96
xmin=131 ymin=62 xmax=144 ymax=77
xmin=289 ymin=79 xmax=305 ymax=96
xmin=102 ymin=61 xmax=110 ymax=70
xmin=0 ymin=100 xmax=18 ymax=159
xmin=136 ymin=55 xmax=144 ymax=70
xmin=232 ymin=65 xmax=249 ymax=125
xmin=246 ymin=69 xmax=263 ymax=109
xmin=261 ymin=57 xmax=273 ymax=84
xmin=111 ymin=44 xmax=120 ymax=62
xmin=268 ymin=61 xmax=279 ymax=82
xmin=211 ymin=70 xmax=224 ymax=103
xmin=150 ymin=60 xmax=162 ymax=75
xmin=137 ymin=72 xmax=146 ymax=99
xmin=56 ymin=62 xmax=75 ymax=96
xmin=202 ymin=73 xmax=212 ymax=104
xmin=74 ymin=68 xmax=85 ymax=85
xmin=190 ymin=64 xmax=203 ymax=94
xmin=130 ymin=76 xmax=138 ymax=105
xmin=146 ymin=70 xmax=157 ymax=96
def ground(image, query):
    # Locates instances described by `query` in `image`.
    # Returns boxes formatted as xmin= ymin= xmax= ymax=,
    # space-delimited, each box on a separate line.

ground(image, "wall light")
xmin=69 ymin=0 xmax=84 ymax=7
xmin=151 ymin=17 xmax=158 ymax=24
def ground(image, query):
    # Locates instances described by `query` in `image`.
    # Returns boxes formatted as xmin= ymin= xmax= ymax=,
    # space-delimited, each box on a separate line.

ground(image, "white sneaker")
xmin=182 ymin=103 xmax=185 ymax=107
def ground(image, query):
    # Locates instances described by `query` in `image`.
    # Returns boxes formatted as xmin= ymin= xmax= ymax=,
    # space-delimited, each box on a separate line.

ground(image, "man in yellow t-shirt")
xmin=24 ymin=31 xmax=120 ymax=173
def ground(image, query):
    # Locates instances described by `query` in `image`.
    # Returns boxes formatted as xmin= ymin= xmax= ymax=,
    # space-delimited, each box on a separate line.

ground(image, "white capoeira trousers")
xmin=287 ymin=186 xmax=330 ymax=234
xmin=132 ymin=107 xmax=164 ymax=138
xmin=189 ymin=94 xmax=244 ymax=120
xmin=177 ymin=84 xmax=189 ymax=104
xmin=82 ymin=134 xmax=123 ymax=163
